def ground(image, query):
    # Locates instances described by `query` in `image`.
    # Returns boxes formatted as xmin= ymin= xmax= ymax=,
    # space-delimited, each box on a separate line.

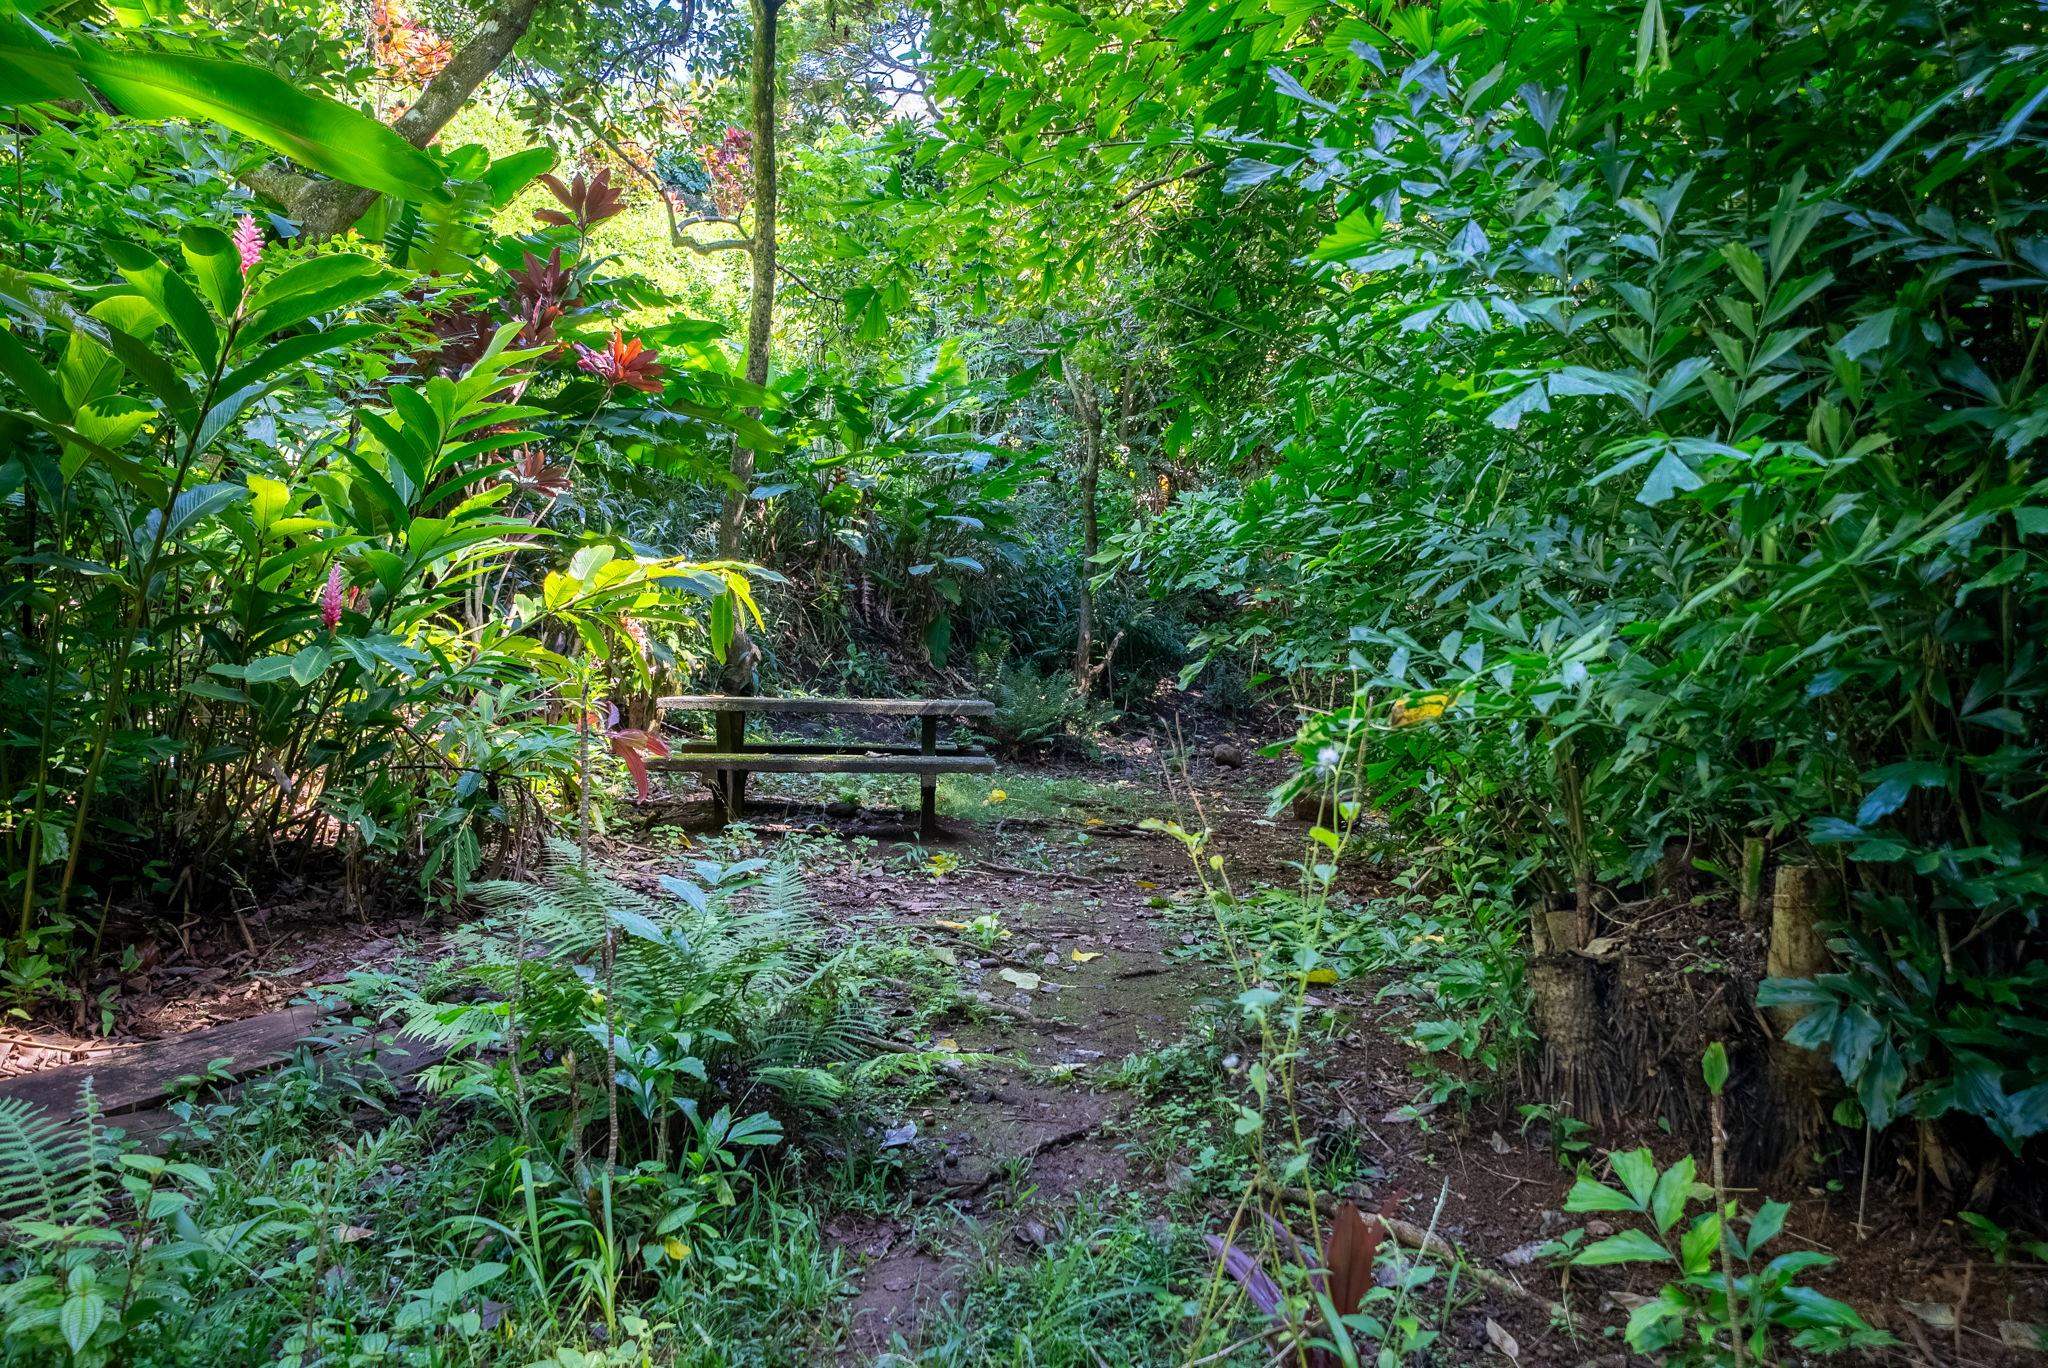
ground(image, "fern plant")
xmin=0 ymin=1090 xmax=109 ymax=1233
xmin=393 ymin=841 xmax=893 ymax=1169
xmin=0 ymin=1085 xmax=300 ymax=1362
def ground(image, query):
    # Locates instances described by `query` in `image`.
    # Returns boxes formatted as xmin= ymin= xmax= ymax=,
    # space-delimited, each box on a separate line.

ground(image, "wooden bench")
xmin=650 ymin=695 xmax=996 ymax=839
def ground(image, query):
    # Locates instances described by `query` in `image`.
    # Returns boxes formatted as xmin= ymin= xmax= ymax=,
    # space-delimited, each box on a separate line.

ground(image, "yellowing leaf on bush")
xmin=662 ymin=1237 xmax=691 ymax=1261
xmin=1390 ymin=691 xmax=1452 ymax=727
xmin=1070 ymin=950 xmax=1102 ymax=963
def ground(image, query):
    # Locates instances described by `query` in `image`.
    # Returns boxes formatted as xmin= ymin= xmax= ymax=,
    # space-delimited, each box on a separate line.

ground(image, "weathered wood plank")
xmin=650 ymin=752 xmax=997 ymax=776
xmin=0 ymin=1009 xmax=454 ymax=1152
xmin=668 ymin=741 xmax=986 ymax=758
xmin=0 ymin=1003 xmax=328 ymax=1118
xmin=659 ymin=695 xmax=995 ymax=718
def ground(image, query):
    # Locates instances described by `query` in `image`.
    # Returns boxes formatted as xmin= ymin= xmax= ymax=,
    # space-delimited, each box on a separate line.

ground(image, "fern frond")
xmin=0 ymin=1090 xmax=108 ymax=1229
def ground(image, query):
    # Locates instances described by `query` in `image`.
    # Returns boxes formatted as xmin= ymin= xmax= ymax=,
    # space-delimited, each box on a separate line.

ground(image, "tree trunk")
xmin=244 ymin=0 xmax=550 ymax=237
xmin=1765 ymin=863 xmax=1839 ymax=1169
xmin=1738 ymin=836 xmax=1767 ymax=924
xmin=1062 ymin=355 xmax=1101 ymax=696
xmin=715 ymin=0 xmax=782 ymax=692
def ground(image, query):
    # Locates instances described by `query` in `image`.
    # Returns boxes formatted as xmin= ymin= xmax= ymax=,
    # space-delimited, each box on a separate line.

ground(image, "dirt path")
xmin=673 ymin=754 xmax=1587 ymax=1364
xmin=676 ymin=749 xmax=2045 ymax=1367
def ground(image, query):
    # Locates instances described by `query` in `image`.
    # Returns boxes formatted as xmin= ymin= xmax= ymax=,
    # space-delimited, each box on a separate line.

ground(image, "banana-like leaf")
xmin=74 ymin=45 xmax=449 ymax=206
xmin=479 ymin=145 xmax=558 ymax=209
xmin=0 ymin=8 xmax=89 ymax=103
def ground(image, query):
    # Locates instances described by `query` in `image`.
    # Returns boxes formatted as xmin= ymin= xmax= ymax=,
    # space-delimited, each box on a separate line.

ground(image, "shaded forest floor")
xmin=6 ymin=736 xmax=2045 ymax=1364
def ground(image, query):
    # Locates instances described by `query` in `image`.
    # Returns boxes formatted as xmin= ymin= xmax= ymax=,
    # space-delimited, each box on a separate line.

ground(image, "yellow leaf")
xmin=1070 ymin=950 xmax=1102 ymax=963
xmin=1084 ymin=817 xmax=1103 ymax=826
xmin=1390 ymin=691 xmax=1452 ymax=727
xmin=1135 ymin=879 xmax=1158 ymax=889
xmin=935 ymin=920 xmax=968 ymax=931
xmin=663 ymin=1236 xmax=691 ymax=1261
xmin=936 ymin=1037 xmax=959 ymax=1051
xmin=1305 ymin=968 xmax=1338 ymax=984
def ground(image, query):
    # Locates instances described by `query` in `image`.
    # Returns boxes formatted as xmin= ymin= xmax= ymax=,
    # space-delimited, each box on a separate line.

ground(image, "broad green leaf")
xmin=179 ymin=225 xmax=242 ymax=320
xmin=1702 ymin=1042 xmax=1729 ymax=1096
xmin=1648 ymin=1156 xmax=1696 ymax=1233
xmin=75 ymin=45 xmax=448 ymax=205
xmin=107 ymin=240 xmax=218 ymax=367
xmin=1679 ymin=1212 xmax=1721 ymax=1274
xmin=1745 ymin=1199 xmax=1790 ymax=1257
xmin=1563 ymin=1176 xmax=1639 ymax=1213
xmin=59 ymin=1290 xmax=105 ymax=1355
xmin=1572 ymin=1229 xmax=1671 ymax=1266
xmin=1609 ymin=1148 xmax=1660 ymax=1207
xmin=0 ymin=8 xmax=90 ymax=103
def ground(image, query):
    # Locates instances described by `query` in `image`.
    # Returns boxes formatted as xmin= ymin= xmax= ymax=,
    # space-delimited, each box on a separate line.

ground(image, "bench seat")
xmin=650 ymin=752 xmax=995 ymax=776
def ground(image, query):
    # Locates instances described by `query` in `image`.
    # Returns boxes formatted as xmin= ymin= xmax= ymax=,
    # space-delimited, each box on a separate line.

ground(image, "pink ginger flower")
xmin=234 ymin=214 xmax=264 ymax=277
xmin=320 ymin=563 xmax=344 ymax=632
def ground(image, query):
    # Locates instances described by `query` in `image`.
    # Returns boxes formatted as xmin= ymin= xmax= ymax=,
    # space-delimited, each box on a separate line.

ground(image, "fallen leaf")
xmin=997 ymin=968 xmax=1042 ymax=992
xmin=934 ymin=920 xmax=968 ymax=931
xmin=936 ymin=1037 xmax=959 ymax=1051
xmin=1070 ymin=950 xmax=1102 ymax=963
xmin=1485 ymin=1317 xmax=1520 ymax=1362
xmin=880 ymin=1121 xmax=918 ymax=1149
xmin=332 ymin=1224 xmax=373 ymax=1244
xmin=1135 ymin=879 xmax=1158 ymax=889
xmin=1902 ymin=1300 xmax=1956 ymax=1329
xmin=1305 ymin=967 xmax=1338 ymax=984
xmin=1998 ymin=1321 xmax=2048 ymax=1352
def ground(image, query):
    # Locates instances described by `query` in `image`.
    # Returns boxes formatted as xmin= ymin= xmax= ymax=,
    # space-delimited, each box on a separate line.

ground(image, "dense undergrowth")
xmin=4 ymin=0 xmax=2048 ymax=1360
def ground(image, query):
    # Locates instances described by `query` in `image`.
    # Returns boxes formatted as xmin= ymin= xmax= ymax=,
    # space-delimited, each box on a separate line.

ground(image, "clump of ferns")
xmin=0 ymin=1085 xmax=296 ymax=1353
xmin=395 ymin=841 xmax=914 ymax=1168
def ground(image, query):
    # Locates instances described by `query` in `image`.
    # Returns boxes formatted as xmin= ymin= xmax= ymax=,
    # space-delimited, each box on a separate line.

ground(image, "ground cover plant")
xmin=4 ymin=0 xmax=2048 ymax=1362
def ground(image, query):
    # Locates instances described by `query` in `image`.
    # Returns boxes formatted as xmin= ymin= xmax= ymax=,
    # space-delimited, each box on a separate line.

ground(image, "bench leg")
xmin=918 ymin=716 xmax=938 ymax=840
xmin=713 ymin=713 xmax=749 ymax=822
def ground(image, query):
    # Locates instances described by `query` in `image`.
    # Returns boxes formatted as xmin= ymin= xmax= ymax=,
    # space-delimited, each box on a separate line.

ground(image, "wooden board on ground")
xmin=0 ymin=1004 xmax=451 ymax=1150
xmin=0 ymin=1003 xmax=330 ymax=1119
xmin=658 ymin=695 xmax=995 ymax=717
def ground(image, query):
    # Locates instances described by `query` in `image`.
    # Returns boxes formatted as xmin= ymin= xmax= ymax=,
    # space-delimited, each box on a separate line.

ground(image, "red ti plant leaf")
xmin=508 ymin=446 xmax=571 ymax=499
xmin=604 ymin=702 xmax=670 ymax=801
xmin=1323 ymin=1203 xmax=1384 ymax=1322
xmin=1207 ymin=1202 xmax=1391 ymax=1368
xmin=537 ymin=167 xmax=625 ymax=231
xmin=1204 ymin=1233 xmax=1285 ymax=1319
xmin=507 ymin=248 xmax=571 ymax=312
xmin=573 ymin=332 xmax=665 ymax=394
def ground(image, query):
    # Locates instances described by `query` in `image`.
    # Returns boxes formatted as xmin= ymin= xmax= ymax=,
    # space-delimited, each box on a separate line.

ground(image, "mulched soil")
xmin=0 ymin=862 xmax=447 ymax=1079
